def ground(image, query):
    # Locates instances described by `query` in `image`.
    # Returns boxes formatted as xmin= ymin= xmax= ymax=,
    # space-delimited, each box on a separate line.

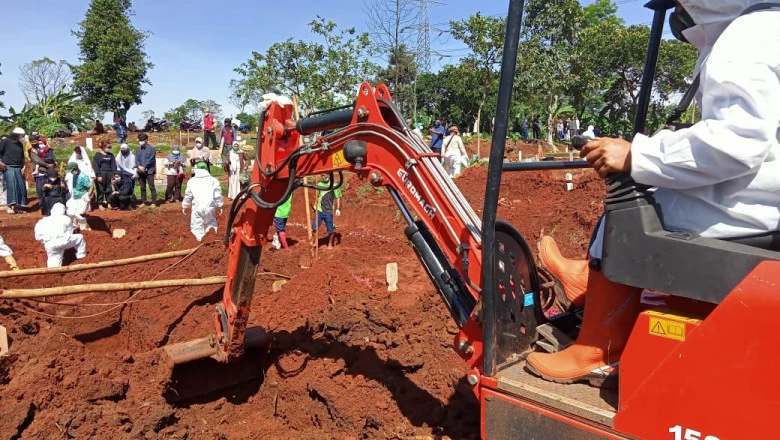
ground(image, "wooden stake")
xmin=386 ymin=263 xmax=398 ymax=292
xmin=0 ymin=276 xmax=227 ymax=299
xmin=0 ymin=248 xmax=200 ymax=279
xmin=292 ymin=95 xmax=315 ymax=259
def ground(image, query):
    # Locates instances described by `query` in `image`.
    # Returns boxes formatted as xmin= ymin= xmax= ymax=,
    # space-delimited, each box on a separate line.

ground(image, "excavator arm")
xmin=214 ymin=84 xmax=488 ymax=371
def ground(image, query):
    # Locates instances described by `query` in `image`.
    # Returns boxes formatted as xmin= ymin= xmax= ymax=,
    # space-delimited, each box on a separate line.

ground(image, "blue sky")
xmin=1 ymin=0 xmax=655 ymax=125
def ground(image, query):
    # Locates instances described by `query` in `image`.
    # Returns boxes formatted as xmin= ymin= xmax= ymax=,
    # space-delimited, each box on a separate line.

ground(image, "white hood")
xmin=679 ymin=0 xmax=773 ymax=51
xmin=50 ymin=203 xmax=66 ymax=217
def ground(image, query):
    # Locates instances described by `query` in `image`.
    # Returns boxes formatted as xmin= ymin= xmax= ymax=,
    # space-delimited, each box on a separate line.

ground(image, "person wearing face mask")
xmin=28 ymin=135 xmax=55 ymax=203
xmin=528 ymin=0 xmax=780 ymax=386
xmin=65 ymin=163 xmax=94 ymax=231
xmin=226 ymin=141 xmax=246 ymax=200
xmin=188 ymin=137 xmax=212 ymax=173
xmin=0 ymin=128 xmax=29 ymax=214
xmin=134 ymin=133 xmax=158 ymax=206
xmin=40 ymin=168 xmax=68 ymax=216
xmin=164 ymin=145 xmax=187 ymax=203
xmin=92 ymin=141 xmax=117 ymax=210
xmin=182 ymin=162 xmax=224 ymax=242
xmin=34 ymin=202 xmax=87 ymax=268
xmin=428 ymin=119 xmax=446 ymax=156
xmin=219 ymin=117 xmax=236 ymax=154
xmin=108 ymin=171 xmax=134 ymax=210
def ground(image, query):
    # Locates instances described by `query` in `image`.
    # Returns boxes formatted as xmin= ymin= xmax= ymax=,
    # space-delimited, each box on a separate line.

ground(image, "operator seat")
xmin=600 ymin=174 xmax=780 ymax=304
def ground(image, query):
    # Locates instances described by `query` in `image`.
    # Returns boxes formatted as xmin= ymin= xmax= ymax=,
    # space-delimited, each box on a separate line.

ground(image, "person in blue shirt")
xmin=428 ymin=119 xmax=447 ymax=156
xmin=134 ymin=133 xmax=157 ymax=206
xmin=113 ymin=117 xmax=127 ymax=144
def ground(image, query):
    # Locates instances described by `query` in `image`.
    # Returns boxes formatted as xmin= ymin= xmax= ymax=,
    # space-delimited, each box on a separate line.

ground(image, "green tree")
xmin=71 ymin=0 xmax=153 ymax=115
xmin=450 ymin=13 xmax=506 ymax=153
xmin=1 ymin=90 xmax=96 ymax=136
xmin=579 ymin=21 xmax=697 ymax=136
xmin=582 ymin=0 xmax=621 ymax=27
xmin=233 ymin=17 xmax=378 ymax=113
xmin=228 ymin=80 xmax=256 ymax=113
xmin=377 ymin=44 xmax=418 ymax=116
xmin=517 ymin=0 xmax=584 ymax=148
xmin=415 ymin=64 xmax=486 ymax=131
xmin=235 ymin=112 xmax=258 ymax=131
xmin=164 ymin=99 xmax=222 ymax=125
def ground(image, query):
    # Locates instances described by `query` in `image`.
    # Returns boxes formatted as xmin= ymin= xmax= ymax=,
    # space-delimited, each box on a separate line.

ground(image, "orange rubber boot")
xmin=526 ymin=268 xmax=641 ymax=387
xmin=539 ymin=236 xmax=589 ymax=307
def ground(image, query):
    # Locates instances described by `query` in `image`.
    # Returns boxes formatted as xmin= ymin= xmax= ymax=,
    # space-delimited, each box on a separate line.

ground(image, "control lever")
xmin=571 ymin=135 xmax=594 ymax=151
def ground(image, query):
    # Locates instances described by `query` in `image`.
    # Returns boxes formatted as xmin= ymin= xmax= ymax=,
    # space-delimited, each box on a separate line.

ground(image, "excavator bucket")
xmin=162 ymin=326 xmax=270 ymax=365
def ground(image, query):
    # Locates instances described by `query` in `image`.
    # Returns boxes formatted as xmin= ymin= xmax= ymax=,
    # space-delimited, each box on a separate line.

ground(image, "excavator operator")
xmin=527 ymin=0 xmax=780 ymax=385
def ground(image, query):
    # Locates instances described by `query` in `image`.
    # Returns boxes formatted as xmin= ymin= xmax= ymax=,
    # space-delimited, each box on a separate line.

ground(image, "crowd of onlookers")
xmin=0 ymin=111 xmax=253 ymax=269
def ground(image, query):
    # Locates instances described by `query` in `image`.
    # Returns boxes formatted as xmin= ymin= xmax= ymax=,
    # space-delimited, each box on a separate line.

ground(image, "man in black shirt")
xmin=92 ymin=141 xmax=117 ymax=210
xmin=0 ymin=127 xmax=28 ymax=214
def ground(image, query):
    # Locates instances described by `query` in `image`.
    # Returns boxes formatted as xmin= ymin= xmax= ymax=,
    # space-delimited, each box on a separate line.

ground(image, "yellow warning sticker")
xmin=331 ymin=150 xmax=348 ymax=168
xmin=645 ymin=310 xmax=701 ymax=324
xmin=649 ymin=317 xmax=686 ymax=341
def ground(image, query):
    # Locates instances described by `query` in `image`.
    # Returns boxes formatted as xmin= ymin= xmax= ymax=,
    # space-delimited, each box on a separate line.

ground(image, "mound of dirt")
xmin=0 ymin=164 xmax=604 ymax=439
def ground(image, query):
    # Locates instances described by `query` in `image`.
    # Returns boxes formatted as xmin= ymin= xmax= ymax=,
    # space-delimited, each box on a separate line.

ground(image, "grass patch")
xmin=356 ymin=183 xmax=373 ymax=197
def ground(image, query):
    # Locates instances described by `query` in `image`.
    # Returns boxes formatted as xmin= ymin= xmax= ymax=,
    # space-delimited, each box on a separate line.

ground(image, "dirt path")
xmin=0 ymin=166 xmax=603 ymax=439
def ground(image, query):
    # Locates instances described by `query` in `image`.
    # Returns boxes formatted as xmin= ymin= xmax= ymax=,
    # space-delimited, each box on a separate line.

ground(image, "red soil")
xmin=0 ymin=165 xmax=603 ymax=439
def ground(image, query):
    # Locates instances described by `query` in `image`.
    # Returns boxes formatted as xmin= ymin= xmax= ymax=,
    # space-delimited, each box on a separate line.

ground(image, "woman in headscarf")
xmin=115 ymin=143 xmax=137 ymax=197
xmin=225 ymin=141 xmax=246 ymax=200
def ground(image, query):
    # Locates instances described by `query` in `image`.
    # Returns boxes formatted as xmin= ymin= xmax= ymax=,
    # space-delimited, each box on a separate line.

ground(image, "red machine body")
xmin=211 ymin=84 xmax=780 ymax=439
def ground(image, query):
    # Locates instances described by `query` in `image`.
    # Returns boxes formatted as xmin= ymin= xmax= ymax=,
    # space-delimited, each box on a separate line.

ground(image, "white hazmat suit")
xmin=0 ymin=235 xmax=13 ymax=257
xmin=591 ymin=0 xmax=780 ymax=258
xmin=34 ymin=203 xmax=87 ymax=267
xmin=182 ymin=168 xmax=224 ymax=241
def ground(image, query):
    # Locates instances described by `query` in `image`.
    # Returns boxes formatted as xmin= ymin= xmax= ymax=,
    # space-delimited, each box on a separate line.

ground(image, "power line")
xmin=407 ymin=0 xmax=445 ymax=72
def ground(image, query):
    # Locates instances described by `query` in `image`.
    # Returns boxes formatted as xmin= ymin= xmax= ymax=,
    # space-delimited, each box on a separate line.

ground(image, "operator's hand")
xmin=335 ymin=209 xmax=341 ymax=217
xmin=0 ymin=162 xmax=6 ymax=171
xmin=97 ymin=176 xmax=103 ymax=183
xmin=580 ymin=138 xmax=632 ymax=178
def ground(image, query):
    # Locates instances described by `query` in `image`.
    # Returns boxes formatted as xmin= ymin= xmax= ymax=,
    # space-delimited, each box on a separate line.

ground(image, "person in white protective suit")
xmin=182 ymin=161 xmax=224 ymax=241
xmin=0 ymin=235 xmax=19 ymax=270
xmin=527 ymin=0 xmax=780 ymax=385
xmin=34 ymin=203 xmax=87 ymax=268
xmin=582 ymin=125 xmax=596 ymax=140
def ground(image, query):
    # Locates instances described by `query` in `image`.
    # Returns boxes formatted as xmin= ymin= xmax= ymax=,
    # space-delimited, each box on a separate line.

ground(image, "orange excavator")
xmin=163 ymin=1 xmax=780 ymax=438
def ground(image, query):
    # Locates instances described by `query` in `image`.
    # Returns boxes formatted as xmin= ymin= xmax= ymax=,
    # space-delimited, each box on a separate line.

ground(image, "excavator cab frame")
xmin=163 ymin=0 xmax=780 ymax=438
